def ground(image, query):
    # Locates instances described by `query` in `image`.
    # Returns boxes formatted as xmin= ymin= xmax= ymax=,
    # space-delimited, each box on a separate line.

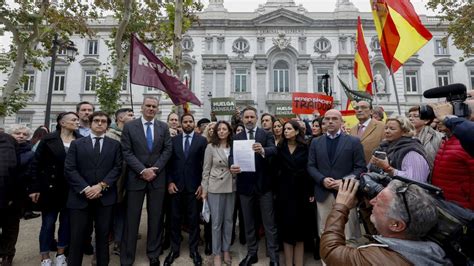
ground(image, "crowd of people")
xmin=0 ymin=93 xmax=473 ymax=266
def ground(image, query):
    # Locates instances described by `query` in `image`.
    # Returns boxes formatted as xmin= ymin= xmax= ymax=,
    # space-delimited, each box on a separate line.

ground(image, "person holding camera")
xmin=370 ymin=116 xmax=430 ymax=183
xmin=320 ymin=178 xmax=450 ymax=265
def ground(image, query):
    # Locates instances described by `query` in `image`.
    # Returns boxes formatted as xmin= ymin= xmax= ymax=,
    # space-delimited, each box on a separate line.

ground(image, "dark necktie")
xmin=93 ymin=137 xmax=102 ymax=160
xmin=145 ymin=122 xmax=153 ymax=152
xmin=184 ymin=135 xmax=190 ymax=158
xmin=248 ymin=129 xmax=255 ymax=140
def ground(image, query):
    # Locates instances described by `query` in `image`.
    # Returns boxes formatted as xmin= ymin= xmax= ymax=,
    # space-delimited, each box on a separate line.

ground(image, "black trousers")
xmin=120 ymin=187 xmax=165 ymax=265
xmin=169 ymin=191 xmax=200 ymax=253
xmin=68 ymin=201 xmax=113 ymax=266
xmin=0 ymin=205 xmax=21 ymax=257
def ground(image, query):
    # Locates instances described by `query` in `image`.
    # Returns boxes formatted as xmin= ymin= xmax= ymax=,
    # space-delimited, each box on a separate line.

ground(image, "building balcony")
xmin=231 ymin=91 xmax=254 ymax=104
xmin=265 ymin=92 xmax=292 ymax=103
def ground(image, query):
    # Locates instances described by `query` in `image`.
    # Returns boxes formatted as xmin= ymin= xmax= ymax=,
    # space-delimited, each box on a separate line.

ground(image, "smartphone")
xmin=374 ymin=151 xmax=387 ymax=160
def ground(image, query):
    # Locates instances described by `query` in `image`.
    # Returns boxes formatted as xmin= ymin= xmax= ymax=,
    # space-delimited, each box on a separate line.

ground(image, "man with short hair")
xmin=350 ymin=101 xmax=385 ymax=164
xmin=196 ymin=118 xmax=211 ymax=134
xmin=164 ymin=114 xmax=207 ymax=266
xmin=408 ymin=106 xmax=443 ymax=169
xmin=308 ymin=109 xmax=366 ymax=240
xmin=230 ymin=106 xmax=280 ymax=266
xmin=65 ymin=111 xmax=122 ymax=266
xmin=120 ymin=97 xmax=172 ymax=266
xmin=320 ymin=178 xmax=450 ymax=265
xmin=106 ymin=107 xmax=134 ymax=255
xmin=76 ymin=101 xmax=95 ymax=137
xmin=260 ymin=113 xmax=275 ymax=133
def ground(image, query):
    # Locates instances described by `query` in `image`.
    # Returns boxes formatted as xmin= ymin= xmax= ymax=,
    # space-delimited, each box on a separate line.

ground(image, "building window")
xmin=53 ymin=70 xmax=66 ymax=92
xmin=437 ymin=70 xmax=450 ymax=86
xmin=49 ymin=117 xmax=57 ymax=132
xmin=84 ymin=70 xmax=97 ymax=91
xmin=273 ymin=60 xmax=289 ymax=93
xmin=182 ymin=36 xmax=194 ymax=52
xmin=405 ymin=70 xmax=419 ymax=93
xmin=86 ymin=40 xmax=98 ymax=55
xmin=469 ymin=69 xmax=474 ymax=90
xmin=16 ymin=115 xmax=32 ymax=128
xmin=121 ymin=74 xmax=128 ymax=91
xmin=23 ymin=71 xmax=35 ymax=92
xmin=232 ymin=38 xmax=250 ymax=54
xmin=435 ymin=40 xmax=448 ymax=55
xmin=314 ymin=37 xmax=331 ymax=53
xmin=234 ymin=68 xmax=247 ymax=92
xmin=146 ymin=86 xmax=160 ymax=93
xmin=315 ymin=69 xmax=331 ymax=93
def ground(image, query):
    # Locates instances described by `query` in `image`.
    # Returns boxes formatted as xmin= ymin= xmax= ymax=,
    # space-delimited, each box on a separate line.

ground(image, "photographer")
xmin=320 ymin=178 xmax=451 ymax=265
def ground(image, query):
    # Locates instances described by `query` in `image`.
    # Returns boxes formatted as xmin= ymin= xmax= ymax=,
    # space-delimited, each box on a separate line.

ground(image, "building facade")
xmin=2 ymin=0 xmax=473 ymax=129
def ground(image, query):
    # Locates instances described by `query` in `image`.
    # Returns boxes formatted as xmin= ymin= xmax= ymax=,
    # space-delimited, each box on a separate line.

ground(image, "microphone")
xmin=423 ymin=83 xmax=466 ymax=99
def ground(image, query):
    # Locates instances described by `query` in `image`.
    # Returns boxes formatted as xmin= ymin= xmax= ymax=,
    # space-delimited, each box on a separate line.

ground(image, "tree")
xmin=93 ymin=0 xmax=203 ymax=115
xmin=426 ymin=0 xmax=473 ymax=59
xmin=0 ymin=0 xmax=97 ymax=116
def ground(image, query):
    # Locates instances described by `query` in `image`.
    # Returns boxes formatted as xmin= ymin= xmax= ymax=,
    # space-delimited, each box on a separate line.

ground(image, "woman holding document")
xmin=201 ymin=121 xmax=236 ymax=266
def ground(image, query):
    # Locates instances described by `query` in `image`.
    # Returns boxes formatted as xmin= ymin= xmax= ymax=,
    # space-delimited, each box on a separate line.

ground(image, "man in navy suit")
xmin=307 ymin=109 xmax=366 ymax=240
xmin=229 ymin=106 xmax=279 ymax=266
xmin=120 ymin=96 xmax=172 ymax=266
xmin=64 ymin=111 xmax=122 ymax=266
xmin=164 ymin=113 xmax=207 ymax=266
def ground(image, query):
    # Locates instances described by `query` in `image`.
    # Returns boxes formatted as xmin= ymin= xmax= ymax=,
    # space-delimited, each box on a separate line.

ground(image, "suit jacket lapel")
xmin=216 ymin=146 xmax=228 ymax=163
xmin=319 ymin=136 xmax=329 ymax=166
xmin=135 ymin=119 xmax=148 ymax=148
xmin=361 ymin=120 xmax=376 ymax=141
xmin=96 ymin=137 xmax=110 ymax=166
xmin=176 ymin=134 xmax=185 ymax=159
xmin=83 ymin=137 xmax=96 ymax=165
xmin=152 ymin=119 xmax=160 ymax=150
xmin=186 ymin=135 xmax=199 ymax=161
xmin=331 ymin=134 xmax=349 ymax=165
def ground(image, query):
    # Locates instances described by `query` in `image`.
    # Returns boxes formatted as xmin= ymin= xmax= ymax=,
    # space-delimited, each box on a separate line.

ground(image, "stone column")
xmin=297 ymin=56 xmax=310 ymax=92
xmin=254 ymin=55 xmax=267 ymax=113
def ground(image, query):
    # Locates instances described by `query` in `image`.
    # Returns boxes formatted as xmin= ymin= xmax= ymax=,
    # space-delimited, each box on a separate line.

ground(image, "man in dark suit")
xmin=307 ymin=109 xmax=366 ymax=240
xmin=65 ymin=111 xmax=122 ymax=266
xmin=120 ymin=96 xmax=172 ymax=266
xmin=229 ymin=106 xmax=279 ymax=266
xmin=163 ymin=113 xmax=207 ymax=266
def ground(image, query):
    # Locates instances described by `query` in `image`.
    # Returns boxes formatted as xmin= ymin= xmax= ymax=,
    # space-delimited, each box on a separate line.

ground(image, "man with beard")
xmin=260 ymin=113 xmax=275 ymax=133
xmin=230 ymin=106 xmax=279 ymax=266
xmin=164 ymin=113 xmax=208 ymax=266
xmin=76 ymin=101 xmax=95 ymax=137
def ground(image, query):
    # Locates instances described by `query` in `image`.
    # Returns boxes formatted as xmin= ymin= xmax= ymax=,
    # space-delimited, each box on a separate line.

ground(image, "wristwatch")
xmin=99 ymin=181 xmax=109 ymax=191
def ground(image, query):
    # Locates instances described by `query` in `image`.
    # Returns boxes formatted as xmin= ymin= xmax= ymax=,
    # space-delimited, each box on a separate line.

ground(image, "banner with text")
xmin=292 ymin=92 xmax=333 ymax=115
xmin=211 ymin=97 xmax=236 ymax=115
xmin=275 ymin=104 xmax=296 ymax=118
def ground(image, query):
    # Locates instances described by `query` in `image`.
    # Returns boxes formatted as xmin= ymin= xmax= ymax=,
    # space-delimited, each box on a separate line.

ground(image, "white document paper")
xmin=233 ymin=140 xmax=256 ymax=172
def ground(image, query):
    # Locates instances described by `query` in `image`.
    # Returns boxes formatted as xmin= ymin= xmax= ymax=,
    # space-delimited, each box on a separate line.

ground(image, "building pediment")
xmin=253 ymin=9 xmax=313 ymax=26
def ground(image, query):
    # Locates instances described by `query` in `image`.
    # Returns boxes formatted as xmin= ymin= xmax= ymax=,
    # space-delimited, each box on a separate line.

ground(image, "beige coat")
xmin=201 ymin=143 xmax=236 ymax=194
xmin=350 ymin=119 xmax=385 ymax=164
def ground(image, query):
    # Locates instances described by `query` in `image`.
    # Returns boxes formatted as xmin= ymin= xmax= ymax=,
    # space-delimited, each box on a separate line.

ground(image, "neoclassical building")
xmin=2 ymin=0 xmax=473 ymax=129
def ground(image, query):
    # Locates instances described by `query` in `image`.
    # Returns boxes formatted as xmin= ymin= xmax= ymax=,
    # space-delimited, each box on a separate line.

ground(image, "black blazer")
xmin=307 ymin=134 xmax=367 ymax=202
xmin=0 ymin=133 xmax=19 ymax=209
xmin=166 ymin=133 xmax=207 ymax=193
xmin=121 ymin=118 xmax=173 ymax=191
xmin=64 ymin=136 xmax=122 ymax=209
xmin=30 ymin=131 xmax=83 ymax=211
xmin=229 ymin=127 xmax=277 ymax=195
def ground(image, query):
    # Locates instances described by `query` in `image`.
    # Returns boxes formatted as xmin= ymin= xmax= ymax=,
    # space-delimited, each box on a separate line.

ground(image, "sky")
xmin=200 ymin=0 xmax=435 ymax=14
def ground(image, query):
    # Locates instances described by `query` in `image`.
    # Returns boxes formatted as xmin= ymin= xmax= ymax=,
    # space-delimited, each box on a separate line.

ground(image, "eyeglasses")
xmin=92 ymin=119 xmax=108 ymax=124
xmin=354 ymin=106 xmax=369 ymax=110
xmin=396 ymin=185 xmax=412 ymax=228
xmin=408 ymin=114 xmax=420 ymax=118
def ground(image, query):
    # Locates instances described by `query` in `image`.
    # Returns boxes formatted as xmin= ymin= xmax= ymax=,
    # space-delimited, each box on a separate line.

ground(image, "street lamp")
xmin=44 ymin=34 xmax=78 ymax=130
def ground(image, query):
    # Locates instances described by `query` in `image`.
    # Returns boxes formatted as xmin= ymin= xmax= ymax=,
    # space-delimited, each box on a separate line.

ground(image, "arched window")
xmin=273 ymin=60 xmax=289 ymax=92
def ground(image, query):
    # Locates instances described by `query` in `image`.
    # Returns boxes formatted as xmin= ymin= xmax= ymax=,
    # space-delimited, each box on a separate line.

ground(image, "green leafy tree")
xmin=93 ymin=0 xmax=203 ymax=115
xmin=0 ymin=0 xmax=97 ymax=116
xmin=427 ymin=0 xmax=473 ymax=59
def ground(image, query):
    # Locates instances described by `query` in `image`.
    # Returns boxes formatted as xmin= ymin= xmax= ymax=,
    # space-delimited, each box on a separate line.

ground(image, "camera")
xmin=420 ymin=83 xmax=470 ymax=120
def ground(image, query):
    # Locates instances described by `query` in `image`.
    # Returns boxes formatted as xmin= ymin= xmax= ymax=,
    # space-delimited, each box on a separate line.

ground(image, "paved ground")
xmin=13 ymin=208 xmax=323 ymax=266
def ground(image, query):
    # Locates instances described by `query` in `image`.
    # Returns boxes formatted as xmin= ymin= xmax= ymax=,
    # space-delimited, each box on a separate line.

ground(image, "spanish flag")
xmin=354 ymin=16 xmax=373 ymax=95
xmin=371 ymin=0 xmax=432 ymax=73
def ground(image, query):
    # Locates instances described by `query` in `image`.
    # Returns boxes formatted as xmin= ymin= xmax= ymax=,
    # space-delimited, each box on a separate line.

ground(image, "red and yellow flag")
xmin=354 ymin=16 xmax=373 ymax=96
xmin=371 ymin=0 xmax=432 ymax=73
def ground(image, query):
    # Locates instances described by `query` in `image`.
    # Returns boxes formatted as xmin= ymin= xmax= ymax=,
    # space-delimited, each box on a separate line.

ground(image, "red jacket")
xmin=432 ymin=135 xmax=474 ymax=210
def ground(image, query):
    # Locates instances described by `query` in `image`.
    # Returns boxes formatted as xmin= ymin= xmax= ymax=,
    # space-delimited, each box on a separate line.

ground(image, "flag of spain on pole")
xmin=354 ymin=16 xmax=373 ymax=95
xmin=371 ymin=0 xmax=432 ymax=73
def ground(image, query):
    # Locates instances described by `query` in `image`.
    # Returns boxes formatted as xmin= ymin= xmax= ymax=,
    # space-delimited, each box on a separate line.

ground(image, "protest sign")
xmin=275 ymin=104 xmax=296 ymax=118
xmin=211 ymin=97 xmax=236 ymax=115
xmin=292 ymin=92 xmax=333 ymax=115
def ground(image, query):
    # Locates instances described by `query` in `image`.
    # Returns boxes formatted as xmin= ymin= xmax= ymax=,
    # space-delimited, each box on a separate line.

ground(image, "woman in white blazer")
xmin=201 ymin=121 xmax=236 ymax=266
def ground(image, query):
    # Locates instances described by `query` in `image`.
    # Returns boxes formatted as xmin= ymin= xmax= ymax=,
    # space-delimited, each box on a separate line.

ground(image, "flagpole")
xmin=373 ymin=80 xmax=379 ymax=107
xmin=388 ymin=68 xmax=401 ymax=114
xmin=129 ymin=68 xmax=134 ymax=113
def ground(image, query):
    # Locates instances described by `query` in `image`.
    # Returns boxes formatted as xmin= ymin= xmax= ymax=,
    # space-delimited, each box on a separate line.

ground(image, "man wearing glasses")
xmin=320 ymin=178 xmax=450 ymax=265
